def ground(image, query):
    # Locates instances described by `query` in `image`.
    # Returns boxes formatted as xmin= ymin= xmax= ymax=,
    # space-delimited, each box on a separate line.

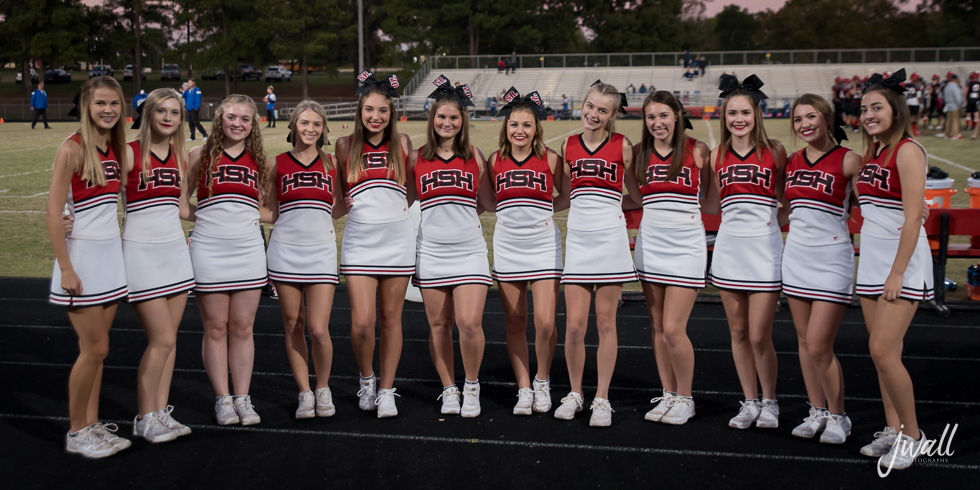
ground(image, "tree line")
xmin=1 ymin=0 xmax=976 ymax=98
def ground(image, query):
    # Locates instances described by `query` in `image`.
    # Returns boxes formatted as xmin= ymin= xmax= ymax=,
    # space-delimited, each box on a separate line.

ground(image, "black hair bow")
xmin=718 ymin=74 xmax=768 ymax=103
xmin=676 ymin=101 xmax=695 ymax=131
xmin=832 ymin=111 xmax=848 ymax=144
xmin=590 ymin=79 xmax=629 ymax=114
xmin=67 ymin=92 xmax=81 ymax=118
xmin=497 ymin=86 xmax=549 ymax=119
xmin=864 ymin=68 xmax=907 ymax=94
xmin=427 ymin=74 xmax=474 ymax=108
xmin=355 ymin=71 xmax=400 ymax=98
xmin=131 ymin=101 xmax=146 ymax=130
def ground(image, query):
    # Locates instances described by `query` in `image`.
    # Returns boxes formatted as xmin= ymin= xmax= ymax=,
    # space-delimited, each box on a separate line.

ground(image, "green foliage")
xmin=713 ymin=4 xmax=759 ymax=51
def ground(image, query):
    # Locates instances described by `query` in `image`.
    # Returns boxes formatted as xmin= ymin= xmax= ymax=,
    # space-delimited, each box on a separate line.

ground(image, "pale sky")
xmin=702 ymin=0 xmax=919 ymax=17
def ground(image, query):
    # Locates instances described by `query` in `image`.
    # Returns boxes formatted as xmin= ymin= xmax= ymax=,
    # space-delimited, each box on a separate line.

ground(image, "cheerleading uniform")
xmin=413 ymin=148 xmax=491 ymax=288
xmin=50 ymin=134 xmax=129 ymax=306
xmin=189 ymin=150 xmax=268 ymax=292
xmin=267 ymin=151 xmax=339 ymax=284
xmin=633 ymin=138 xmax=706 ymax=288
xmin=855 ymin=139 xmax=934 ymax=301
xmin=121 ymin=141 xmax=194 ymax=302
xmin=708 ymin=145 xmax=782 ymax=292
xmin=561 ymin=133 xmax=637 ymax=284
xmin=966 ymin=80 xmax=980 ymax=113
xmin=781 ymin=146 xmax=854 ymax=304
xmin=339 ymin=138 xmax=415 ymax=276
xmin=490 ymin=151 xmax=562 ymax=282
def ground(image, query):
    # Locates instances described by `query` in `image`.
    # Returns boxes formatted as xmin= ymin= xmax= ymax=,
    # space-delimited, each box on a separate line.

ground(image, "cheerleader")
xmin=411 ymin=76 xmax=494 ymax=417
xmin=185 ymin=95 xmax=270 ymax=426
xmin=854 ymin=69 xmax=932 ymax=471
xmin=124 ymin=89 xmax=195 ymax=442
xmin=47 ymin=76 xmax=131 ymax=458
xmin=623 ymin=91 xmax=712 ymax=426
xmin=487 ymin=87 xmax=563 ymax=415
xmin=709 ymin=75 xmax=787 ymax=430
xmin=335 ymin=72 xmax=413 ymax=418
xmin=555 ymin=81 xmax=637 ymax=427
xmin=263 ymin=101 xmax=343 ymax=419
xmin=782 ymin=94 xmax=861 ymax=443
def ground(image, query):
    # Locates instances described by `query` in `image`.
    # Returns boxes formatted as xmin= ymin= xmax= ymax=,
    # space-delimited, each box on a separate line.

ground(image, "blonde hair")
xmin=420 ymin=96 xmax=474 ymax=161
xmin=584 ymin=82 xmax=622 ymax=133
xmin=76 ymin=76 xmax=127 ymax=186
xmin=288 ymin=100 xmax=333 ymax=170
xmin=347 ymin=86 xmax=404 ymax=184
xmin=789 ymin=93 xmax=835 ymax=147
xmin=496 ymin=106 xmax=546 ymax=161
xmin=135 ymin=88 xmax=187 ymax=183
xmin=201 ymin=95 xmax=270 ymax=196
xmin=860 ymin=86 xmax=914 ymax=165
xmin=717 ymin=92 xmax=772 ymax=165
xmin=637 ymin=91 xmax=688 ymax=183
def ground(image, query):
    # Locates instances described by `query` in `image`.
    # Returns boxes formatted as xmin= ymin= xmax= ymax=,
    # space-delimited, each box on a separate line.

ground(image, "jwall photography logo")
xmin=878 ymin=424 xmax=958 ymax=478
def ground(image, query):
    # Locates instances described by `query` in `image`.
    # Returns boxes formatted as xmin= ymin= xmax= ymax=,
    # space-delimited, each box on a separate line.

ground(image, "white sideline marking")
xmin=2 ymin=146 xmax=48 ymax=154
xmin=704 ymin=120 xmax=717 ymax=148
xmin=545 ymin=127 xmax=581 ymax=145
xmin=0 ymin=210 xmax=41 ymax=214
xmin=927 ymin=153 xmax=976 ymax=173
xmin=0 ymin=168 xmax=51 ymax=179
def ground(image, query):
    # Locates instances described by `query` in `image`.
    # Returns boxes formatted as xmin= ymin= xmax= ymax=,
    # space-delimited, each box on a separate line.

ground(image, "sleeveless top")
xmin=194 ymin=150 xmax=260 ymax=239
xmin=65 ymin=133 xmax=122 ymax=240
xmin=716 ymin=145 xmax=779 ymax=237
xmin=564 ymin=132 xmax=626 ymax=231
xmin=345 ymin=137 xmax=409 ymax=224
xmin=784 ymin=145 xmax=852 ymax=246
xmin=856 ymin=138 xmax=927 ymax=239
xmin=492 ymin=151 xmax=556 ymax=238
xmin=123 ymin=141 xmax=184 ymax=243
xmin=638 ymin=138 xmax=702 ymax=228
xmin=414 ymin=147 xmax=482 ymax=243
xmin=271 ymin=151 xmax=336 ymax=245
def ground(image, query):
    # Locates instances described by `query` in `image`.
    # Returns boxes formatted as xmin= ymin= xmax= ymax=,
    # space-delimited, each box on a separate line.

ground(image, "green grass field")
xmin=2 ymin=116 xmax=977 ymax=299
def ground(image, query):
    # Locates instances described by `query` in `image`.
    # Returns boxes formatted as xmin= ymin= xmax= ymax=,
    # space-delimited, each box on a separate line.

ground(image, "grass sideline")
xmin=1 ymin=116 xmax=976 ymax=299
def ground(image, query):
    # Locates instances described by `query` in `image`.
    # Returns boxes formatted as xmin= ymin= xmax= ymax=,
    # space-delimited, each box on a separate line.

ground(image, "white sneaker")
xmin=878 ymin=430 xmax=926 ymax=471
xmin=644 ymin=391 xmax=674 ymax=422
xmin=513 ymin=387 xmax=533 ymax=416
xmin=157 ymin=406 xmax=192 ymax=437
xmin=820 ymin=414 xmax=852 ymax=444
xmin=729 ymin=400 xmax=762 ymax=429
xmin=461 ymin=382 xmax=481 ymax=418
xmin=357 ymin=375 xmax=378 ymax=411
xmin=861 ymin=426 xmax=899 ymax=457
xmin=133 ymin=411 xmax=177 ymax=443
xmin=554 ymin=392 xmax=584 ymax=420
xmin=296 ymin=390 xmax=315 ymax=419
xmin=589 ymin=398 xmax=614 ymax=427
xmin=65 ymin=425 xmax=117 ymax=459
xmin=315 ymin=387 xmax=336 ymax=417
xmin=756 ymin=398 xmax=779 ymax=429
xmin=93 ymin=422 xmax=132 ymax=450
xmin=661 ymin=396 xmax=695 ymax=425
xmin=791 ymin=405 xmax=828 ymax=438
xmin=438 ymin=386 xmax=461 ymax=415
xmin=215 ymin=395 xmax=240 ymax=425
xmin=531 ymin=378 xmax=552 ymax=413
xmin=376 ymin=388 xmax=400 ymax=418
xmin=233 ymin=395 xmax=261 ymax=426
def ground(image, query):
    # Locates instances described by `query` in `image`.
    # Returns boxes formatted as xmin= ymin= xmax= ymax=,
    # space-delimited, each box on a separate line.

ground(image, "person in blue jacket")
xmin=31 ymin=82 xmax=52 ymax=129
xmin=183 ymin=78 xmax=208 ymax=141
xmin=263 ymin=86 xmax=277 ymax=128
xmin=133 ymin=89 xmax=147 ymax=110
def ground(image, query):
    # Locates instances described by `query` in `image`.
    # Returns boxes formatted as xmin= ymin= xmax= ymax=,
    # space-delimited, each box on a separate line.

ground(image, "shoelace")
xmin=316 ymin=390 xmax=333 ymax=403
xmin=801 ymin=408 xmax=822 ymax=424
xmin=761 ymin=403 xmax=778 ymax=417
xmin=234 ymin=397 xmax=255 ymax=411
xmin=356 ymin=384 xmax=376 ymax=397
xmin=375 ymin=388 xmax=401 ymax=404
xmin=517 ymin=389 xmax=533 ymax=401
xmin=873 ymin=428 xmax=897 ymax=442
xmin=437 ymin=389 xmax=459 ymax=402
xmin=590 ymin=400 xmax=615 ymax=413
xmin=560 ymin=394 xmax=582 ymax=406
xmin=737 ymin=400 xmax=757 ymax=414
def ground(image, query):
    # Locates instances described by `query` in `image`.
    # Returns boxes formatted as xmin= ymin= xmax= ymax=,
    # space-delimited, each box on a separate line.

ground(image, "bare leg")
xmin=423 ymin=287 xmax=456 ymax=387
xmin=529 ymin=279 xmax=559 ymax=381
xmin=868 ymin=297 xmax=920 ymax=438
xmin=563 ymin=284 xmax=593 ymax=395
xmin=376 ymin=276 xmax=408 ymax=389
xmin=276 ymin=282 xmax=311 ymax=391
xmin=787 ymin=297 xmax=826 ymax=408
xmin=720 ymin=290 xmax=758 ymax=399
xmin=500 ymin=281 xmax=531 ymax=388
xmin=134 ymin=296 xmax=180 ymax=415
xmin=347 ymin=276 xmax=379 ymax=379
xmin=67 ymin=303 xmax=117 ymax=431
xmin=661 ymin=286 xmax=698 ymax=397
xmin=453 ymin=284 xmax=488 ymax=381
xmin=226 ymin=289 xmax=261 ymax=395
xmin=593 ymin=284 xmax=622 ymax=400
xmin=305 ymin=283 xmax=336 ymax=389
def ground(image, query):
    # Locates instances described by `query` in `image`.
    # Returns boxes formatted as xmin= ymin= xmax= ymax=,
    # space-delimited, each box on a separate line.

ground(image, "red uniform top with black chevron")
xmin=123 ymin=141 xmax=184 ymax=243
xmin=638 ymin=138 xmax=701 ymax=227
xmin=415 ymin=148 xmax=482 ymax=243
xmin=716 ymin=145 xmax=779 ymax=237
xmin=784 ymin=145 xmax=852 ymax=245
xmin=194 ymin=150 xmax=260 ymax=239
xmin=564 ymin=132 xmax=625 ymax=231
xmin=346 ymin=138 xmax=409 ymax=224
xmin=271 ymin=151 xmax=336 ymax=245
xmin=492 ymin=151 xmax=555 ymax=238
xmin=856 ymin=138 xmax=926 ymax=239
xmin=65 ymin=133 xmax=121 ymax=240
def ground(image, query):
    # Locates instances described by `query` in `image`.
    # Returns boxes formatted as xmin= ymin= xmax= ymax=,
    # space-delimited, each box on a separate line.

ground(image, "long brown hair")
xmin=347 ymin=86 xmax=404 ymax=184
xmin=636 ymin=91 xmax=688 ymax=184
xmin=134 ymin=88 xmax=187 ymax=183
xmin=76 ymin=76 xmax=127 ymax=186
xmin=202 ymin=95 xmax=270 ymax=196
xmin=717 ymin=91 xmax=772 ymax=165
xmin=583 ymin=81 xmax=622 ymax=133
xmin=860 ymin=86 xmax=914 ymax=164
xmin=288 ymin=100 xmax=333 ymax=170
xmin=420 ymin=96 xmax=474 ymax=161
xmin=496 ymin=106 xmax=546 ymax=161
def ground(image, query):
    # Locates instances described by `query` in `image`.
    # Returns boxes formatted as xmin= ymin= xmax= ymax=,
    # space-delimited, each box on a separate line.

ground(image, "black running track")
xmin=1 ymin=277 xmax=978 ymax=488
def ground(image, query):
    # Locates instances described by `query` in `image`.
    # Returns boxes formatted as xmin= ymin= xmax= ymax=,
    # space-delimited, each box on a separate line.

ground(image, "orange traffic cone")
xmin=127 ymin=117 xmax=133 ymax=123
xmin=0 ymin=118 xmax=5 ymax=124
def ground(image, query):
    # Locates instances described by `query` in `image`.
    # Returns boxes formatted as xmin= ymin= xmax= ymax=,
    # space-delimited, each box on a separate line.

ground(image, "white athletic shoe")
xmin=438 ymin=386 xmax=461 ymax=415
xmin=755 ymin=398 xmax=779 ymax=429
xmin=461 ymin=382 xmax=481 ymax=418
xmin=728 ymin=400 xmax=762 ymax=429
xmin=820 ymin=414 xmax=852 ymax=445
xmin=791 ymin=404 xmax=828 ymax=438
xmin=861 ymin=426 xmax=899 ymax=457
xmin=513 ymin=387 xmax=533 ymax=416
xmin=644 ymin=391 xmax=675 ymax=422
xmin=554 ymin=392 xmax=584 ymax=420
xmin=531 ymin=378 xmax=552 ymax=413
xmin=376 ymin=388 xmax=400 ymax=418
xmin=133 ymin=411 xmax=177 ymax=443
xmin=357 ymin=375 xmax=378 ymax=411
xmin=296 ymin=390 xmax=316 ymax=419
xmin=215 ymin=395 xmax=240 ymax=425
xmin=65 ymin=425 xmax=117 ymax=459
xmin=233 ymin=395 xmax=261 ymax=426
xmin=93 ymin=422 xmax=132 ymax=450
xmin=878 ymin=430 xmax=926 ymax=471
xmin=589 ymin=398 xmax=614 ymax=427
xmin=661 ymin=396 xmax=695 ymax=425
xmin=158 ymin=406 xmax=192 ymax=437
xmin=315 ymin=387 xmax=336 ymax=417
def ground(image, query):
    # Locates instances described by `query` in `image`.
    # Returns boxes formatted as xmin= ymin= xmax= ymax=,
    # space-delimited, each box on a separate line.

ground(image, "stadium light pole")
xmin=358 ymin=0 xmax=364 ymax=74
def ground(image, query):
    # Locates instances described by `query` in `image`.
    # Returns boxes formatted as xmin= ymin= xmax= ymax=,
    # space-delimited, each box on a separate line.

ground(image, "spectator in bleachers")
xmin=683 ymin=49 xmax=691 ymax=69
xmin=490 ymin=97 xmax=498 ymax=117
xmin=505 ymin=58 xmax=511 ymax=75
xmin=511 ymin=51 xmax=518 ymax=74
xmin=639 ymin=84 xmax=648 ymax=94
xmin=497 ymin=60 xmax=505 ymax=72
xmin=627 ymin=83 xmax=636 ymax=94
xmin=942 ymin=73 xmax=964 ymax=139
xmin=561 ymin=94 xmax=570 ymax=119
xmin=699 ymin=56 xmax=708 ymax=77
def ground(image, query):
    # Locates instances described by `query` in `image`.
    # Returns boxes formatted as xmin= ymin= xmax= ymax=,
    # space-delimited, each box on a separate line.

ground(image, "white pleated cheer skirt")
xmin=634 ymin=224 xmax=707 ymax=289
xmin=340 ymin=218 xmax=416 ymax=277
xmin=123 ymin=237 xmax=195 ymax=302
xmin=189 ymin=232 xmax=268 ymax=292
xmin=50 ymin=237 xmax=128 ymax=307
xmin=414 ymin=234 xmax=492 ymax=288
xmin=708 ymin=232 xmax=783 ymax=292
xmin=492 ymin=229 xmax=562 ymax=282
xmin=781 ymin=238 xmax=854 ymax=304
xmin=855 ymin=234 xmax=934 ymax=302
xmin=268 ymin=239 xmax=339 ymax=285
xmin=561 ymin=226 xmax=637 ymax=285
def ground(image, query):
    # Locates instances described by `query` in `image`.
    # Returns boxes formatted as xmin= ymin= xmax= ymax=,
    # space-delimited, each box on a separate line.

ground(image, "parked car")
xmin=16 ymin=68 xmax=39 ymax=84
xmin=161 ymin=64 xmax=181 ymax=81
xmin=264 ymin=65 xmax=293 ymax=82
xmin=237 ymin=64 xmax=261 ymax=81
xmin=123 ymin=64 xmax=146 ymax=81
xmin=88 ymin=65 xmax=114 ymax=78
xmin=45 ymin=69 xmax=72 ymax=84
xmin=201 ymin=67 xmax=225 ymax=80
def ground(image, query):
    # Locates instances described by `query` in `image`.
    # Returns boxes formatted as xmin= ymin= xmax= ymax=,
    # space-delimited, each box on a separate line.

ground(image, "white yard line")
xmin=704 ymin=120 xmax=717 ymax=148
xmin=928 ymin=152 xmax=976 ymax=173
xmin=0 ymin=169 xmax=51 ymax=179
xmin=545 ymin=127 xmax=581 ymax=145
